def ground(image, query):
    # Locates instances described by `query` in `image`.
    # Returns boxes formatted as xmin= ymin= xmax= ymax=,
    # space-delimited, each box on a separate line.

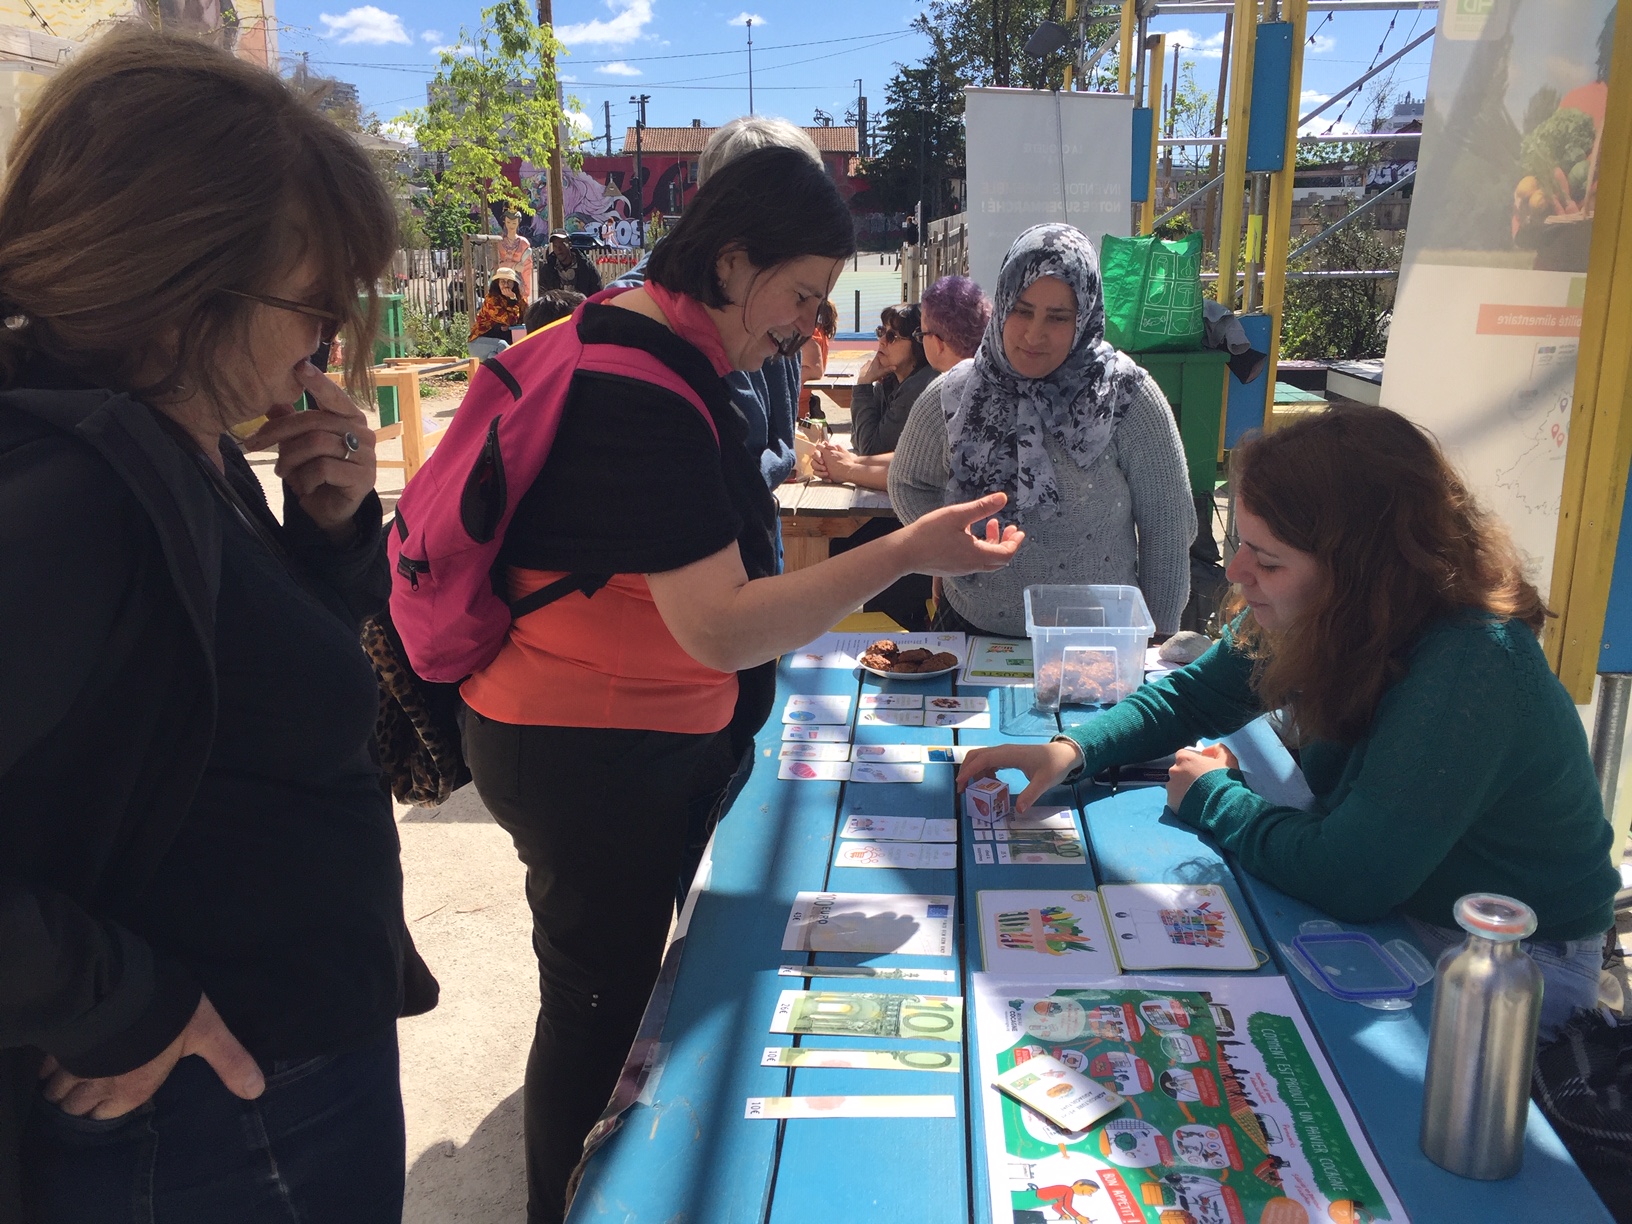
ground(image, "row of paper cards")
xmin=780 ymin=742 xmax=970 ymax=763
xmin=781 ymin=693 xmax=991 ymax=729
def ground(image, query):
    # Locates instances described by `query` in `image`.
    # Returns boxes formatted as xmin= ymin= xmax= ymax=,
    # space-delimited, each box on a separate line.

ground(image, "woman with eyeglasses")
xmin=850 ymin=302 xmax=937 ymax=455
xmin=0 ymin=30 xmax=428 ymax=1222
xmin=890 ymin=224 xmax=1197 ymax=638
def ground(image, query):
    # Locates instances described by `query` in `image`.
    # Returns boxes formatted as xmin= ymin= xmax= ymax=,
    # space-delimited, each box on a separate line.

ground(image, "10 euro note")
xmin=761 ymin=1046 xmax=961 ymax=1072
xmin=769 ymin=989 xmax=963 ymax=1042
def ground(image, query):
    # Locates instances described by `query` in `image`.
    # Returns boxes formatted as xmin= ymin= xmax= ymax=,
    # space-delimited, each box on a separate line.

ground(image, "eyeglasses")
xmin=912 ymin=327 xmax=943 ymax=343
xmin=875 ymin=326 xmax=905 ymax=343
xmin=222 ymin=289 xmax=343 ymax=343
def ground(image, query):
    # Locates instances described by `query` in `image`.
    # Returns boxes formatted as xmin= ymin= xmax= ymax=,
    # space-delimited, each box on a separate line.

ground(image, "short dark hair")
xmin=881 ymin=302 xmax=926 ymax=372
xmin=525 ymin=289 xmax=584 ymax=332
xmin=647 ymin=145 xmax=855 ymax=307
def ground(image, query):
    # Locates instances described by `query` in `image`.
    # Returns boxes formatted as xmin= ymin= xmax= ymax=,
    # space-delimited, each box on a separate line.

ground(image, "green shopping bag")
xmin=1099 ymin=232 xmax=1205 ymax=352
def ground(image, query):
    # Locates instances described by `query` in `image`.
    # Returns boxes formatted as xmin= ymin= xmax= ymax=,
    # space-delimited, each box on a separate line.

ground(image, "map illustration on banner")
xmin=1384 ymin=0 xmax=1616 ymax=587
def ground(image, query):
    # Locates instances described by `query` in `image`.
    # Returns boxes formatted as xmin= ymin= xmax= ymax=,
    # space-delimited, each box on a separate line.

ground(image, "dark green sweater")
xmin=1065 ymin=614 xmax=1618 ymax=941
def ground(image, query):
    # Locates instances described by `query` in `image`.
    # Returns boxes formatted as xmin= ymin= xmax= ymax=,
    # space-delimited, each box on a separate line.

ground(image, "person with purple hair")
xmin=814 ymin=275 xmax=991 ymax=491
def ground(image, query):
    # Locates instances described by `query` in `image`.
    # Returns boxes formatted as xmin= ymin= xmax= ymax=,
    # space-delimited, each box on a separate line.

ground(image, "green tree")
xmin=403 ymin=0 xmax=565 ymax=229
xmin=865 ymin=36 xmax=968 ymax=220
xmin=423 ymin=196 xmax=478 ymax=248
xmin=912 ymin=0 xmax=1113 ymax=90
xmin=1280 ymin=203 xmax=1403 ymax=360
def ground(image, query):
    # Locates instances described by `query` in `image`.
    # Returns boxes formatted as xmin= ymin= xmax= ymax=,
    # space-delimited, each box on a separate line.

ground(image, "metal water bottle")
xmin=1419 ymin=893 xmax=1544 ymax=1179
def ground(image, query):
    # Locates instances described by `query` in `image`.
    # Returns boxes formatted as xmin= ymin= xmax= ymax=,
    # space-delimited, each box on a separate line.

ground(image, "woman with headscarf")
xmin=889 ymin=223 xmax=1196 ymax=637
xmin=468 ymin=266 xmax=525 ymax=359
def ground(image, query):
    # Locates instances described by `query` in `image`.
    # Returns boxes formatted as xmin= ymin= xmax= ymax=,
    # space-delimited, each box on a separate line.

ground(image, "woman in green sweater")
xmin=960 ymin=405 xmax=1617 ymax=1040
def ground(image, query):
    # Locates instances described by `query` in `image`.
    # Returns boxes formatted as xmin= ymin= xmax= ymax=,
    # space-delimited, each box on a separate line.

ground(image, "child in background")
xmin=523 ymin=288 xmax=584 ymax=333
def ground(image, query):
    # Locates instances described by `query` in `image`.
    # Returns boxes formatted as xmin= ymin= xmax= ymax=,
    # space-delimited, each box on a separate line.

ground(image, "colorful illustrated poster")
xmin=1099 ymin=884 xmax=1260 ymax=972
xmin=1383 ymin=0 xmax=1616 ymax=587
xmin=972 ymin=974 xmax=1407 ymax=1224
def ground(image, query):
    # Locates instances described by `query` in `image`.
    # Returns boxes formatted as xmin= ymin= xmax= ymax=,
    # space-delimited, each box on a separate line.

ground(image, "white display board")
xmin=963 ymin=87 xmax=1132 ymax=294
xmin=1382 ymin=0 xmax=1614 ymax=592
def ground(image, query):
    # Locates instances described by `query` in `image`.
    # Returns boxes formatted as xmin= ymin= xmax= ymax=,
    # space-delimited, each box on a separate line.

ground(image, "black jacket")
xmin=0 ymin=383 xmax=394 ymax=1221
xmin=539 ymin=250 xmax=604 ymax=295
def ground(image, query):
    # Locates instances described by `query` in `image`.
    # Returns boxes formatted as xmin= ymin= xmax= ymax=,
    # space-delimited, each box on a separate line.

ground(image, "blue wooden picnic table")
xmin=569 ymin=649 xmax=1612 ymax=1223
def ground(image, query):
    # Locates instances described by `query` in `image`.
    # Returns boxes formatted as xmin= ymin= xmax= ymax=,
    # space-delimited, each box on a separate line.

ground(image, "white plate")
xmin=859 ymin=661 xmax=961 ymax=680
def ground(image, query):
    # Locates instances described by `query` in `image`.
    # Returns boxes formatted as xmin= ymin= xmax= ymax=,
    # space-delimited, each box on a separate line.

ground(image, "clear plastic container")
xmin=1024 ymin=584 xmax=1155 ymax=712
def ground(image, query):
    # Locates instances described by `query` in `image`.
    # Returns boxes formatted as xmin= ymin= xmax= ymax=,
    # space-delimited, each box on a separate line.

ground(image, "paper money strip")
xmin=761 ymin=1046 xmax=961 ymax=1072
xmin=744 ymin=1095 xmax=957 ymax=1119
xmin=776 ymin=964 xmax=957 ymax=982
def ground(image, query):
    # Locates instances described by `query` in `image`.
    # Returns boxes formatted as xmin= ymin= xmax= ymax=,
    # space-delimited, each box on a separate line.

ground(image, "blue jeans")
xmin=23 ymin=1029 xmax=404 ymax=1224
xmin=1407 ymin=916 xmax=1604 ymax=1045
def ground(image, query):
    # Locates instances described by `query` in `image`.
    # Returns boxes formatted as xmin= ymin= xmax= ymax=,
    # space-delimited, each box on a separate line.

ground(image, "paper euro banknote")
xmin=760 ymin=1046 xmax=961 ymax=1072
xmin=744 ymin=1095 xmax=957 ymax=1119
xmin=770 ymin=990 xmax=963 ymax=1041
xmin=776 ymin=964 xmax=957 ymax=982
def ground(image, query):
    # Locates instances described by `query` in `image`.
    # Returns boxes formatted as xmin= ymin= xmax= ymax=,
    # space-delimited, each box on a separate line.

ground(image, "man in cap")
xmin=539 ymin=229 xmax=603 ymax=294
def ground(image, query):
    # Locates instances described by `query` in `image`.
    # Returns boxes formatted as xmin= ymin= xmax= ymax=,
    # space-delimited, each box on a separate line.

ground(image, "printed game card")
xmin=926 ymin=695 xmax=988 ymax=712
xmin=977 ymin=890 xmax=1118 ymax=977
xmin=745 ymin=1095 xmax=957 ymax=1119
xmin=924 ymin=745 xmax=972 ymax=764
xmin=779 ymin=742 xmax=851 ymax=762
xmin=835 ymin=840 xmax=957 ymax=870
xmin=991 ymin=830 xmax=1087 ymax=865
xmin=848 ymin=762 xmax=927 ymax=784
xmin=1098 ymin=882 xmax=1260 ymax=971
xmin=927 ymin=709 xmax=992 ymax=729
xmin=778 ymin=759 xmax=852 ymax=782
xmin=992 ymin=1052 xmax=1124 ymax=1131
xmin=858 ymin=708 xmax=927 ymax=727
xmin=782 ymin=724 xmax=851 ymax=743
xmin=770 ymin=989 xmax=963 ymax=1041
xmin=840 ymin=814 xmax=957 ymax=842
xmin=851 ymin=743 xmax=924 ymax=763
xmin=762 ymin=1046 xmax=961 ymax=1071
xmin=859 ymin=693 xmax=924 ymax=709
xmin=783 ymin=694 xmax=853 ymax=725
xmin=780 ymin=891 xmax=955 ymax=956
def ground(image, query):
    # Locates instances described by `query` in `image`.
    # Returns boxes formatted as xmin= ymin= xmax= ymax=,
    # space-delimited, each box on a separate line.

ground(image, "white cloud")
xmin=381 ymin=118 xmax=416 ymax=142
xmin=419 ymin=28 xmax=441 ymax=43
xmin=1156 ymin=27 xmax=1227 ymax=60
xmin=560 ymin=73 xmax=579 ymax=81
xmin=568 ymin=110 xmax=593 ymax=131
xmin=431 ymin=43 xmax=471 ymax=56
xmin=727 ymin=11 xmax=763 ymax=25
xmin=1308 ymin=33 xmax=1336 ymax=54
xmin=555 ymin=0 xmax=653 ymax=47
xmin=319 ymin=5 xmax=410 ymax=44
xmin=598 ymin=60 xmax=641 ymax=75
xmin=1300 ymin=89 xmax=1331 ymax=106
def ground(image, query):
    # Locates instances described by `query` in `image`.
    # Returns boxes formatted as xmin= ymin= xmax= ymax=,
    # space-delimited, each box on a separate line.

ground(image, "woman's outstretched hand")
xmin=957 ymin=740 xmax=1082 ymax=813
xmin=902 ymin=492 xmax=1024 ymax=577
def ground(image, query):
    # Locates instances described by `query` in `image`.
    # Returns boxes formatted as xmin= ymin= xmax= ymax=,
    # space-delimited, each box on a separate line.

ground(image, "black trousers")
xmin=461 ymin=712 xmax=737 ymax=1224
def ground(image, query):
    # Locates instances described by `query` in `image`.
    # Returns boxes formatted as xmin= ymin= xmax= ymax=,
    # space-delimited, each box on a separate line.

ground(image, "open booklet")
xmin=977 ymin=884 xmax=1259 ymax=975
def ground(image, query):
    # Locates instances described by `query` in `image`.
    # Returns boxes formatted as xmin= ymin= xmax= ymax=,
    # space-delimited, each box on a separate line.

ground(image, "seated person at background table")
xmin=850 ymin=301 xmax=937 ymax=455
xmin=456 ymin=145 xmax=1024 ymax=1224
xmin=814 ymin=274 xmax=990 ymax=490
xmin=0 ymin=30 xmax=428 ymax=1221
xmin=538 ymin=229 xmax=603 ymax=295
xmin=799 ymin=296 xmax=836 ymax=389
xmin=522 ymin=288 xmax=583 ymax=333
xmin=468 ymin=265 xmax=525 ymax=359
xmin=958 ymin=404 xmax=1618 ymax=1043
xmin=890 ymin=223 xmax=1195 ymax=638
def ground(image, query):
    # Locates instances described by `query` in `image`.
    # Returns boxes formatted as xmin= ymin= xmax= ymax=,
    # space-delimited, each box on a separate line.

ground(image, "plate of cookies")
xmin=857 ymin=638 xmax=963 ymax=679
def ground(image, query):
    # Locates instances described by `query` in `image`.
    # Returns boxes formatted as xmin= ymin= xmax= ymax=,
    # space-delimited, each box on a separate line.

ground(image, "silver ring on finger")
xmin=341 ymin=430 xmax=360 ymax=462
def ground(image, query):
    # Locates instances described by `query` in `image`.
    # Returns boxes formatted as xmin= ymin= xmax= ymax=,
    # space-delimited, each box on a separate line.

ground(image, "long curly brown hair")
xmin=1229 ymin=405 xmax=1548 ymax=744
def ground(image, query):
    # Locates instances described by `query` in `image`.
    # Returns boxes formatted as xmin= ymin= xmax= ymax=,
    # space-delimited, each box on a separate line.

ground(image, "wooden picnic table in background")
xmin=776 ymin=481 xmax=895 ymax=572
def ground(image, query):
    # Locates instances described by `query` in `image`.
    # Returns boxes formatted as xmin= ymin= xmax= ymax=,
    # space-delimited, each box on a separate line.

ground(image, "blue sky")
xmin=274 ymin=0 xmax=1436 ymax=145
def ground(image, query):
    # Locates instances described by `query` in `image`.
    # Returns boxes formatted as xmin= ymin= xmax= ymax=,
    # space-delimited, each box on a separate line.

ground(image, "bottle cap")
xmin=1453 ymin=892 xmax=1537 ymax=942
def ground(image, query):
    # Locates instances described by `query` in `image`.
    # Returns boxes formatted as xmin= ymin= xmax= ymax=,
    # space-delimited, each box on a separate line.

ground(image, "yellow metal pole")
xmin=1064 ymin=0 xmax=1077 ymax=91
xmin=1118 ymin=0 xmax=1135 ymax=94
xmin=1546 ymin=1 xmax=1632 ymax=700
xmin=1260 ymin=0 xmax=1308 ymax=432
xmin=1213 ymin=0 xmax=1258 ymax=308
xmin=1142 ymin=35 xmax=1165 ymax=236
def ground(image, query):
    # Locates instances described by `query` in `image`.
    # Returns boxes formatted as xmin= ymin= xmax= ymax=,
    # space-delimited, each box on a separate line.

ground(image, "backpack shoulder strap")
xmin=577 ymin=343 xmax=719 ymax=445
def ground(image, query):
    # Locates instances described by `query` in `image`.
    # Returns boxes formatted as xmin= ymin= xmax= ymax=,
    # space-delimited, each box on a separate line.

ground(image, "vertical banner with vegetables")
xmin=1382 ymin=0 xmax=1616 ymax=590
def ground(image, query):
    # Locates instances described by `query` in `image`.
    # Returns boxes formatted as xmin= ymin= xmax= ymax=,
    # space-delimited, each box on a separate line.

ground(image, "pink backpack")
xmin=386 ymin=297 xmax=716 ymax=683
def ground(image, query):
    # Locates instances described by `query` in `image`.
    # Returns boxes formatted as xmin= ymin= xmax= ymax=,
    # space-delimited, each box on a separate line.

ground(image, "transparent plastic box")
xmin=1024 ymin=584 xmax=1155 ymax=712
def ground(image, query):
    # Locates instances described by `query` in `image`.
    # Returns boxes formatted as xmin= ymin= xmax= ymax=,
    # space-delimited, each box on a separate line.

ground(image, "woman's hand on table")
xmin=899 ymin=492 xmax=1024 ymax=577
xmin=38 ymin=994 xmax=263 ymax=1120
xmin=242 ymin=361 xmax=375 ymax=543
xmin=1166 ymin=743 xmax=1239 ymax=811
xmin=958 ymin=740 xmax=1082 ymax=812
xmin=813 ymin=442 xmax=857 ymax=483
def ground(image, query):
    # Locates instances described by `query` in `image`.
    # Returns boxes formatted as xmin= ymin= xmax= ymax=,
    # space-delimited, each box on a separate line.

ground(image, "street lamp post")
xmin=629 ymin=92 xmax=650 ymax=248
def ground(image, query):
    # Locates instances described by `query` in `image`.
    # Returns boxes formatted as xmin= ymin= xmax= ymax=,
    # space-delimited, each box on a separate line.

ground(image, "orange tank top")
xmin=459 ymin=567 xmax=738 ymax=733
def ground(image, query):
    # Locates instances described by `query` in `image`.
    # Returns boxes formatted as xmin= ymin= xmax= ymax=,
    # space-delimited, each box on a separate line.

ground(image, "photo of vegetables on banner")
xmin=973 ymin=976 xmax=1408 ymax=1224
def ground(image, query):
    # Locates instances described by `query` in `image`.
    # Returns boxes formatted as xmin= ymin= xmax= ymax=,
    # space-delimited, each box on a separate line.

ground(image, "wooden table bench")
xmin=569 ymin=650 xmax=1613 ymax=1222
xmin=775 ymin=481 xmax=896 ymax=573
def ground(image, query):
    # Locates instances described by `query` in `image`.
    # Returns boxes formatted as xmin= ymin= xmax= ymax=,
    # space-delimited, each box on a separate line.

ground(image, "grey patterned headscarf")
xmin=944 ymin=223 xmax=1141 ymax=519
